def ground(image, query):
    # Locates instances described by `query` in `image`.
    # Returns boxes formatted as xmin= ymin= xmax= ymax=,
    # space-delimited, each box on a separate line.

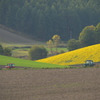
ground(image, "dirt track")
xmin=0 ymin=68 xmax=100 ymax=100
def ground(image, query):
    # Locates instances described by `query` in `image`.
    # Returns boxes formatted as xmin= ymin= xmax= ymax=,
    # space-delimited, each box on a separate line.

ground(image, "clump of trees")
xmin=46 ymin=35 xmax=66 ymax=55
xmin=28 ymin=45 xmax=48 ymax=60
xmin=0 ymin=44 xmax=12 ymax=56
xmin=67 ymin=23 xmax=100 ymax=51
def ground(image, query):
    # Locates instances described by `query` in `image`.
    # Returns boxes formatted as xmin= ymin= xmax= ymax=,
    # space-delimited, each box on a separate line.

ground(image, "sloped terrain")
xmin=0 ymin=28 xmax=44 ymax=45
xmin=0 ymin=55 xmax=66 ymax=69
xmin=37 ymin=44 xmax=100 ymax=66
xmin=0 ymin=68 xmax=100 ymax=100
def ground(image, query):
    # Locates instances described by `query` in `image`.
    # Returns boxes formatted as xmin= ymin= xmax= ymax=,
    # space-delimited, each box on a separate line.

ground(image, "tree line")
xmin=67 ymin=23 xmax=100 ymax=51
xmin=0 ymin=0 xmax=100 ymax=41
xmin=47 ymin=22 xmax=100 ymax=52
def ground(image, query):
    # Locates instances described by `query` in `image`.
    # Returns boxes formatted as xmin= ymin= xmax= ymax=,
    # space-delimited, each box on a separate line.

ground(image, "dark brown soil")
xmin=0 ymin=68 xmax=100 ymax=100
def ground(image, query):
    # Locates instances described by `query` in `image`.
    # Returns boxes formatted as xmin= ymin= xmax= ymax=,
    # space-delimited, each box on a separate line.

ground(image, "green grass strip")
xmin=0 ymin=55 xmax=68 ymax=69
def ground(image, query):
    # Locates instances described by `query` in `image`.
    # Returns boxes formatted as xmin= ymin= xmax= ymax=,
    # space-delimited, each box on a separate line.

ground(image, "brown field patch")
xmin=0 ymin=68 xmax=100 ymax=100
xmin=0 ymin=28 xmax=44 ymax=45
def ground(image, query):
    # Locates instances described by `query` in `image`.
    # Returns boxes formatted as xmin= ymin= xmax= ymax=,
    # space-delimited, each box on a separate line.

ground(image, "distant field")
xmin=0 ymin=28 xmax=45 ymax=45
xmin=0 ymin=27 xmax=68 ymax=58
xmin=12 ymin=47 xmax=68 ymax=58
xmin=46 ymin=47 xmax=68 ymax=52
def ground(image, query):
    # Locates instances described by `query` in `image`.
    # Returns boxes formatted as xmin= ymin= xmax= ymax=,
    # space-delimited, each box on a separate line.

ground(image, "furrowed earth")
xmin=0 ymin=68 xmax=100 ymax=100
xmin=0 ymin=25 xmax=100 ymax=100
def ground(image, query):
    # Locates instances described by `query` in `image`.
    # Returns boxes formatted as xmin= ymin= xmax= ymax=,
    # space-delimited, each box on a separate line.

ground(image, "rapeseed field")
xmin=37 ymin=44 xmax=100 ymax=66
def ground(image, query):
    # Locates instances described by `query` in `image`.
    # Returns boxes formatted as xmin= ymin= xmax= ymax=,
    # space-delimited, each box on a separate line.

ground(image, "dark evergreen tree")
xmin=0 ymin=0 xmax=100 ymax=41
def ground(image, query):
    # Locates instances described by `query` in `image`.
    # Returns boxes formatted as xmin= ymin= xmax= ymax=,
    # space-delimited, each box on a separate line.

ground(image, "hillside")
xmin=0 ymin=28 xmax=44 ymax=45
xmin=0 ymin=0 xmax=100 ymax=41
xmin=0 ymin=55 xmax=66 ymax=68
xmin=37 ymin=44 xmax=100 ymax=66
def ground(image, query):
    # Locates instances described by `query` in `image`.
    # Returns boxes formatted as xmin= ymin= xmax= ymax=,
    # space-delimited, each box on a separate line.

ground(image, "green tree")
xmin=67 ymin=39 xmax=80 ymax=51
xmin=46 ymin=39 xmax=53 ymax=53
xmin=28 ymin=45 xmax=48 ymax=60
xmin=94 ymin=23 xmax=100 ymax=44
xmin=79 ymin=25 xmax=95 ymax=47
xmin=52 ymin=35 xmax=61 ymax=52
xmin=0 ymin=44 xmax=4 ymax=55
xmin=3 ymin=47 xmax=12 ymax=56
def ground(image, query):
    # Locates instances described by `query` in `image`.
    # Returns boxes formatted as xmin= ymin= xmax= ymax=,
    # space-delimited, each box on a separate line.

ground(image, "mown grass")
xmin=0 ymin=55 xmax=69 ymax=69
xmin=46 ymin=47 xmax=68 ymax=52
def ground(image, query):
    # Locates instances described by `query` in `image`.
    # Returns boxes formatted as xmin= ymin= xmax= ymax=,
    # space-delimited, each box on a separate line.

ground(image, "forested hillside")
xmin=0 ymin=0 xmax=100 ymax=41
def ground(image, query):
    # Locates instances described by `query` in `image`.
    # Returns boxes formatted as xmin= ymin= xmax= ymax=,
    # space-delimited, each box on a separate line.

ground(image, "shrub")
xmin=28 ymin=45 xmax=48 ymax=60
xmin=4 ymin=47 xmax=12 ymax=56
xmin=67 ymin=39 xmax=80 ymax=51
xmin=59 ymin=50 xmax=65 ymax=54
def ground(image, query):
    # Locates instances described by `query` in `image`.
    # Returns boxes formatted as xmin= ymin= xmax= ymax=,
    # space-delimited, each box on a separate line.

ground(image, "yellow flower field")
xmin=36 ymin=44 xmax=100 ymax=66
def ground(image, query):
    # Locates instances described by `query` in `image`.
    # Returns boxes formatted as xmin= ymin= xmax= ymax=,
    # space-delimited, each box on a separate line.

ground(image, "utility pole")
xmin=68 ymin=26 xmax=72 ymax=39
xmin=69 ymin=30 xmax=72 ymax=39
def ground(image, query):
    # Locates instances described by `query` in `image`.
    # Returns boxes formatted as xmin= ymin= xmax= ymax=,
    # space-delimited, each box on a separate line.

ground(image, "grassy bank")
xmin=0 ymin=55 xmax=68 ymax=69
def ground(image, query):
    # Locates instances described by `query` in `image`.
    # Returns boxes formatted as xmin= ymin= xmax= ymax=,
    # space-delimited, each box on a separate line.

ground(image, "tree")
xmin=94 ymin=23 xmax=100 ymax=44
xmin=52 ymin=35 xmax=61 ymax=52
xmin=0 ymin=44 xmax=4 ymax=55
xmin=3 ymin=47 xmax=12 ymax=56
xmin=79 ymin=25 xmax=95 ymax=47
xmin=28 ymin=45 xmax=48 ymax=60
xmin=67 ymin=39 xmax=80 ymax=51
xmin=46 ymin=39 xmax=53 ymax=53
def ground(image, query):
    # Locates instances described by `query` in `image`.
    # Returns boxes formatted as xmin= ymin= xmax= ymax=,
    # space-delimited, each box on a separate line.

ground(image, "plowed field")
xmin=0 ymin=68 xmax=100 ymax=100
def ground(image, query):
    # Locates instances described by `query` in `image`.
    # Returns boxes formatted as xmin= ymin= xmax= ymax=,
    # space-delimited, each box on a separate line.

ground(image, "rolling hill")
xmin=0 ymin=55 xmax=66 ymax=68
xmin=0 ymin=28 xmax=44 ymax=45
xmin=37 ymin=44 xmax=100 ymax=66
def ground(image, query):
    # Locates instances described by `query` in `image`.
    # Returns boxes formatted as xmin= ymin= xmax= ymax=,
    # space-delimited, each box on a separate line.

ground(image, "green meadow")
xmin=0 ymin=55 xmax=68 ymax=69
xmin=1 ymin=43 xmax=67 ymax=57
xmin=12 ymin=47 xmax=68 ymax=57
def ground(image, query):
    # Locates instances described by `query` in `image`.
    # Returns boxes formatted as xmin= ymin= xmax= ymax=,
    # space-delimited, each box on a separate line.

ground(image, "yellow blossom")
xmin=36 ymin=44 xmax=100 ymax=66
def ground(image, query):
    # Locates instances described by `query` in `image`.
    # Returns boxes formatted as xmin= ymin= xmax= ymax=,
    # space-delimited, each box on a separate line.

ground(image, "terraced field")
xmin=0 ymin=68 xmax=100 ymax=100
